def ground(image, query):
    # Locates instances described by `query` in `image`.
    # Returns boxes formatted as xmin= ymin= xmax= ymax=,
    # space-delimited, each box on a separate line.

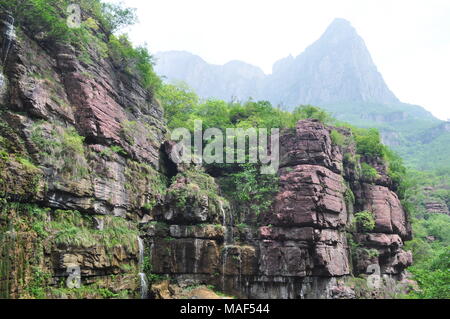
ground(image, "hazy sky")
xmin=106 ymin=0 xmax=450 ymax=120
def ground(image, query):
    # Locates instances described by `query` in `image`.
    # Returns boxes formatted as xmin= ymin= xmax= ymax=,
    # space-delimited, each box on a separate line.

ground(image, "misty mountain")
xmin=154 ymin=18 xmax=449 ymax=170
xmin=155 ymin=19 xmax=400 ymax=107
xmin=155 ymin=51 xmax=265 ymax=102
xmin=265 ymin=18 xmax=399 ymax=106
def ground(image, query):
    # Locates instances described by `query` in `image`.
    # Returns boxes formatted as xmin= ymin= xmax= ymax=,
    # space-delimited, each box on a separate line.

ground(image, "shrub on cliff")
xmin=354 ymin=128 xmax=386 ymax=158
xmin=330 ymin=130 xmax=347 ymax=146
xmin=1 ymin=1 xmax=160 ymax=93
xmin=354 ymin=211 xmax=376 ymax=232
xmin=108 ymin=35 xmax=161 ymax=92
xmin=360 ymin=162 xmax=380 ymax=180
xmin=167 ymin=168 xmax=228 ymax=216
xmin=219 ymin=163 xmax=279 ymax=218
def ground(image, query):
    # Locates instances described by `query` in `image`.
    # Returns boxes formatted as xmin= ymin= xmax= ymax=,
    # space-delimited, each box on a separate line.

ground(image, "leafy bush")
xmin=354 ymin=211 xmax=376 ymax=232
xmin=108 ymin=35 xmax=161 ymax=92
xmin=99 ymin=1 xmax=137 ymax=33
xmin=220 ymin=163 xmax=279 ymax=218
xmin=157 ymin=83 xmax=199 ymax=130
xmin=330 ymin=130 xmax=346 ymax=146
xmin=291 ymin=105 xmax=332 ymax=124
xmin=354 ymin=128 xmax=386 ymax=158
xmin=360 ymin=163 xmax=379 ymax=180
xmin=31 ymin=123 xmax=89 ymax=178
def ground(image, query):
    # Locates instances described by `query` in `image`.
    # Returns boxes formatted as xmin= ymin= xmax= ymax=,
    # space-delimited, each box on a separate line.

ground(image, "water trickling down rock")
xmin=0 ymin=13 xmax=14 ymax=65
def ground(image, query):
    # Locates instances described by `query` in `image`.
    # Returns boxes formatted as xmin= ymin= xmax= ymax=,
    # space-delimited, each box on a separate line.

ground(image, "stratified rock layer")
xmin=142 ymin=120 xmax=413 ymax=299
xmin=0 ymin=11 xmax=413 ymax=299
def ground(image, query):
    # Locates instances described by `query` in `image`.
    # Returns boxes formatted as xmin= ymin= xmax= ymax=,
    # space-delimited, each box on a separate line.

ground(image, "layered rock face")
xmin=0 ymin=11 xmax=413 ymax=299
xmin=143 ymin=120 xmax=413 ymax=299
xmin=0 ymin=11 xmax=166 ymax=298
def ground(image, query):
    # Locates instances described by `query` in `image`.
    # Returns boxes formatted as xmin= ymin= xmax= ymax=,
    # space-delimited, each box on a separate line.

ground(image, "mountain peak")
xmin=328 ymin=18 xmax=353 ymax=29
xmin=155 ymin=18 xmax=399 ymax=106
xmin=318 ymin=18 xmax=360 ymax=46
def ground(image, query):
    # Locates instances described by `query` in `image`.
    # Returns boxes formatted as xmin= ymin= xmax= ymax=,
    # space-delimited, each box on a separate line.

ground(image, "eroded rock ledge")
xmin=0 ymin=10 xmax=413 ymax=299
xmin=143 ymin=120 xmax=414 ymax=299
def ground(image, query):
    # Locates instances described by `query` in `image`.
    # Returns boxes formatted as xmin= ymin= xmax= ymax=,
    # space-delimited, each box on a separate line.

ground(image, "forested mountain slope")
xmin=155 ymin=20 xmax=450 ymax=171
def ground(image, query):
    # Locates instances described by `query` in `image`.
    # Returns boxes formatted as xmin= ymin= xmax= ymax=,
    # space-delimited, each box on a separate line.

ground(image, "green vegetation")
xmin=167 ymin=168 xmax=228 ymax=215
xmin=0 ymin=201 xmax=141 ymax=298
xmin=353 ymin=211 xmax=376 ymax=232
xmin=158 ymin=83 xmax=410 ymax=225
xmin=354 ymin=128 xmax=385 ymax=158
xmin=108 ymin=35 xmax=161 ymax=91
xmin=400 ymin=168 xmax=450 ymax=299
xmin=406 ymin=249 xmax=449 ymax=299
xmin=219 ymin=163 xmax=279 ymax=218
xmin=0 ymin=0 xmax=159 ymax=94
xmin=25 ymin=267 xmax=52 ymax=299
xmin=120 ymin=120 xmax=138 ymax=145
xmin=0 ymin=1 xmax=447 ymax=298
xmin=322 ymin=101 xmax=447 ymax=171
xmin=330 ymin=130 xmax=346 ymax=147
xmin=0 ymin=119 xmax=42 ymax=199
xmin=50 ymin=210 xmax=139 ymax=250
xmin=158 ymin=83 xmax=333 ymax=132
xmin=344 ymin=187 xmax=356 ymax=209
xmin=99 ymin=145 xmax=128 ymax=158
xmin=158 ymin=84 xmax=337 ymax=223
xmin=31 ymin=122 xmax=89 ymax=178
xmin=124 ymin=160 xmax=168 ymax=210
xmin=49 ymin=282 xmax=130 ymax=299
xmin=360 ymin=163 xmax=380 ymax=180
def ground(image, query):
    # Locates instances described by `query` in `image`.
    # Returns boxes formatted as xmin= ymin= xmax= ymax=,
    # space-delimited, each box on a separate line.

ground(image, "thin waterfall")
xmin=238 ymin=249 xmax=242 ymax=292
xmin=0 ymin=72 xmax=4 ymax=91
xmin=0 ymin=14 xmax=15 ymax=66
xmin=137 ymin=236 xmax=148 ymax=299
xmin=222 ymin=246 xmax=228 ymax=291
xmin=219 ymin=200 xmax=234 ymax=244
xmin=219 ymin=200 xmax=228 ymax=243
xmin=137 ymin=236 xmax=144 ymax=270
xmin=139 ymin=273 xmax=149 ymax=299
xmin=193 ymin=238 xmax=201 ymax=273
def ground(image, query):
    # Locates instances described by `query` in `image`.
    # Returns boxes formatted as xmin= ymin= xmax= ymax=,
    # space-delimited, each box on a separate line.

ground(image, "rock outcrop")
xmin=0 ymin=9 xmax=165 ymax=298
xmin=0 ymin=8 xmax=413 ymax=299
xmin=140 ymin=120 xmax=413 ymax=299
xmin=424 ymin=201 xmax=449 ymax=215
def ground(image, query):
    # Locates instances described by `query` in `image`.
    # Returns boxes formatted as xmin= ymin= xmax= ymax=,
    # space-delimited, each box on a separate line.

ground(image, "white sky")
xmin=106 ymin=0 xmax=450 ymax=120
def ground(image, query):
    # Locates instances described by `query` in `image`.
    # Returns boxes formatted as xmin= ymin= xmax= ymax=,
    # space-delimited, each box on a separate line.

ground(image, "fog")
xmin=105 ymin=0 xmax=450 ymax=120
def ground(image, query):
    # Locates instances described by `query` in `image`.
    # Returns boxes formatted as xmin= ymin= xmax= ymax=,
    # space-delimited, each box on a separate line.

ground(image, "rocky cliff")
xmin=0 ymin=8 xmax=166 ymax=298
xmin=143 ymin=120 xmax=414 ymax=299
xmin=0 ymin=10 xmax=414 ymax=299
